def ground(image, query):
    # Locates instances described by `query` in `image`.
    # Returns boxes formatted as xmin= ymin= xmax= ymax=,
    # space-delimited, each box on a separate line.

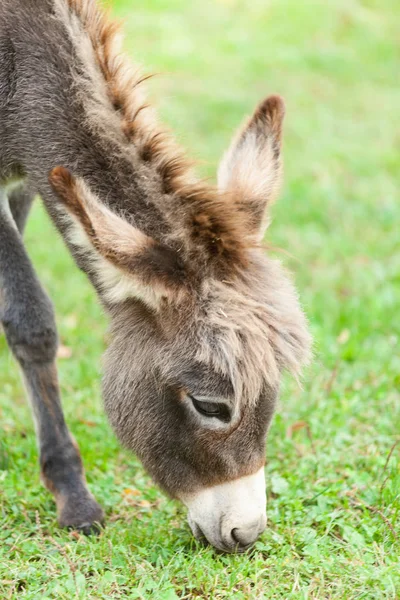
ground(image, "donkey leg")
xmin=0 ymin=187 xmax=104 ymax=533
xmin=8 ymin=184 xmax=35 ymax=234
xmin=0 ymin=186 xmax=34 ymax=337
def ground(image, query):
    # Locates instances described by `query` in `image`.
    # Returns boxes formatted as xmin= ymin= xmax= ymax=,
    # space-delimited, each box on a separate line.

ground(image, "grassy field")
xmin=1 ymin=0 xmax=399 ymax=597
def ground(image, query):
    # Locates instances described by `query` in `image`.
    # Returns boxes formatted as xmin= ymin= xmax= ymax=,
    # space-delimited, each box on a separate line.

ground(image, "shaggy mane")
xmin=66 ymin=0 xmax=188 ymax=186
xmin=63 ymin=0 xmax=249 ymax=268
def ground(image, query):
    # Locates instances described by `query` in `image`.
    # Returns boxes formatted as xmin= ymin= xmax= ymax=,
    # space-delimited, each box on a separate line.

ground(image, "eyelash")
xmin=189 ymin=395 xmax=231 ymax=423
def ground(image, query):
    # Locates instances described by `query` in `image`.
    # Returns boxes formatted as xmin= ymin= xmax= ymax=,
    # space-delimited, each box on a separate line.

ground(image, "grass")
xmin=1 ymin=0 xmax=399 ymax=597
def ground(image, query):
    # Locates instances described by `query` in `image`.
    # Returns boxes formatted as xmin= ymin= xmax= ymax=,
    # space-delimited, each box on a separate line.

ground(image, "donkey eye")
xmin=189 ymin=395 xmax=231 ymax=423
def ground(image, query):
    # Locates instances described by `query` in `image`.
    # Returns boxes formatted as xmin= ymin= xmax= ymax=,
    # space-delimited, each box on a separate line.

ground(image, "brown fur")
xmin=254 ymin=95 xmax=285 ymax=145
xmin=66 ymin=2 xmax=210 ymax=193
xmin=64 ymin=0 xmax=250 ymax=269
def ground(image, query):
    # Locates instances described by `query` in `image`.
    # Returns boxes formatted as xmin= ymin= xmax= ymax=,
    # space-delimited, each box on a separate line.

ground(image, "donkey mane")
xmin=57 ymin=0 xmax=248 ymax=269
xmin=66 ymin=0 xmax=188 ymax=180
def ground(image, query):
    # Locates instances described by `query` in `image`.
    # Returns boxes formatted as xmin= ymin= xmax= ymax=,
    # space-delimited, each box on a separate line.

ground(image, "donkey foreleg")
xmin=0 ymin=187 xmax=103 ymax=533
xmin=8 ymin=184 xmax=35 ymax=235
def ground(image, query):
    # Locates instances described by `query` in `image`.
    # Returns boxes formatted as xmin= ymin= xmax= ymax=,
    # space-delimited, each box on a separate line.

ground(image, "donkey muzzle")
xmin=180 ymin=467 xmax=267 ymax=553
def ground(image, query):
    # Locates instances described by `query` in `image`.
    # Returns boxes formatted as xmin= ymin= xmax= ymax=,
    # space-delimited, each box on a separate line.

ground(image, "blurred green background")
xmin=0 ymin=0 xmax=399 ymax=598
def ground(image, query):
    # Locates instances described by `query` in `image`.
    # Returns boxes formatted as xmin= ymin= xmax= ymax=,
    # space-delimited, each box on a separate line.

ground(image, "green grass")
xmin=1 ymin=0 xmax=399 ymax=597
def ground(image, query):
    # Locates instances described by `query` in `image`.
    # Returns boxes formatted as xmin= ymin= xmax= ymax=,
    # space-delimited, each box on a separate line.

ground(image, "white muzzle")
xmin=180 ymin=467 xmax=267 ymax=553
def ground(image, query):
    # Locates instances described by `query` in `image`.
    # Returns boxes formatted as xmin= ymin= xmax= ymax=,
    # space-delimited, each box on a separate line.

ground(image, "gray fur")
xmin=8 ymin=185 xmax=35 ymax=234
xmin=0 ymin=0 xmax=311 ymax=540
xmin=0 ymin=187 xmax=103 ymax=531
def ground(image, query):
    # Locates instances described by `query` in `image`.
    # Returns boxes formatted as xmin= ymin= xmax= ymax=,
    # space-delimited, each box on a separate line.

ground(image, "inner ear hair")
xmin=49 ymin=166 xmax=187 ymax=293
xmin=218 ymin=95 xmax=286 ymax=239
xmin=49 ymin=166 xmax=151 ymax=260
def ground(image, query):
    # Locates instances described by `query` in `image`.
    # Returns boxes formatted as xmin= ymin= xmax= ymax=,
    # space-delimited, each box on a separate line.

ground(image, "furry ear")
xmin=218 ymin=95 xmax=285 ymax=239
xmin=49 ymin=167 xmax=186 ymax=307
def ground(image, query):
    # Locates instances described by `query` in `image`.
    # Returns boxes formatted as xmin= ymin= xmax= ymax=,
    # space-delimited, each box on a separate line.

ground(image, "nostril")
xmin=231 ymin=524 xmax=260 ymax=549
xmin=231 ymin=528 xmax=243 ymax=545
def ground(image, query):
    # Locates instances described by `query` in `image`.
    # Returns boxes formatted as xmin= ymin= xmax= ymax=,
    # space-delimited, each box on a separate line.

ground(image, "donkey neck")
xmin=1 ymin=1 xmax=170 ymax=240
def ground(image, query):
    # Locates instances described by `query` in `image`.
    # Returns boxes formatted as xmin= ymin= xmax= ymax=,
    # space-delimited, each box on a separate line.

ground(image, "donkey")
xmin=0 ymin=0 xmax=311 ymax=552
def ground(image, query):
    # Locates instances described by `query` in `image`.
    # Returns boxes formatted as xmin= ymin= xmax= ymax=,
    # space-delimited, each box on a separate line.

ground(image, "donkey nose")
xmin=225 ymin=516 xmax=266 ymax=551
xmin=181 ymin=468 xmax=267 ymax=553
xmin=231 ymin=525 xmax=260 ymax=548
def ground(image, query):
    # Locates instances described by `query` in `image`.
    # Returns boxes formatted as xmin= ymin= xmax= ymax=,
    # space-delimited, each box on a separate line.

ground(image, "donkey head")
xmin=50 ymin=95 xmax=311 ymax=552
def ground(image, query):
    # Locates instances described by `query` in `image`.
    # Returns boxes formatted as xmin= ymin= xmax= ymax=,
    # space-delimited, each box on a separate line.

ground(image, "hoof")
xmin=58 ymin=492 xmax=104 ymax=535
xmin=72 ymin=520 xmax=103 ymax=536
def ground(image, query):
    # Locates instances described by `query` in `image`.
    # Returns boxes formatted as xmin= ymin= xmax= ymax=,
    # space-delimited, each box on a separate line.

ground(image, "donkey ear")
xmin=218 ymin=95 xmax=285 ymax=239
xmin=49 ymin=167 xmax=186 ymax=307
